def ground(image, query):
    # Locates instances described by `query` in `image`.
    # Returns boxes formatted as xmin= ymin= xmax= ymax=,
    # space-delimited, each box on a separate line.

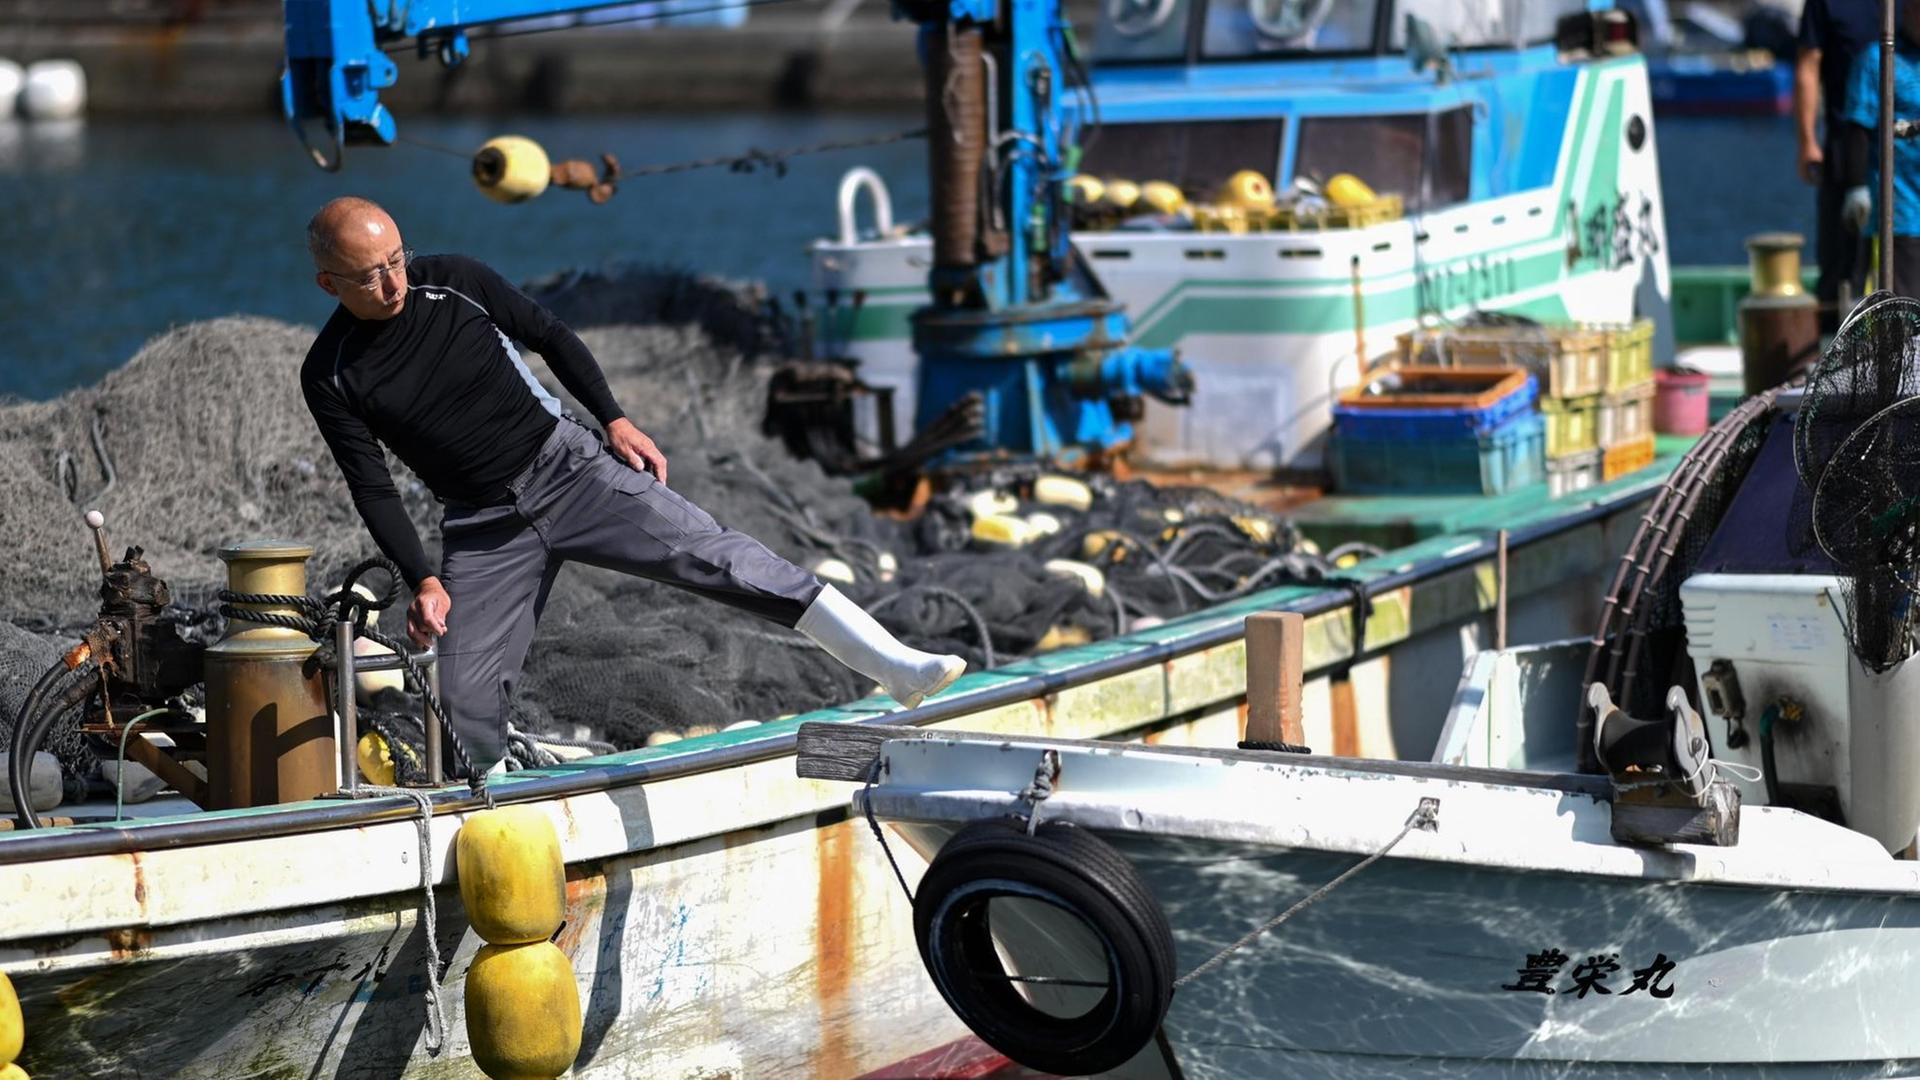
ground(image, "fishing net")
xmin=0 ymin=265 xmax=1328 ymax=791
xmin=1793 ymin=292 xmax=1920 ymax=671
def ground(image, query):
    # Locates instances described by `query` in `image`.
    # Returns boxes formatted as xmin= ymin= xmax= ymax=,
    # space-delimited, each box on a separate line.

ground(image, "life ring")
xmin=913 ymin=819 xmax=1176 ymax=1076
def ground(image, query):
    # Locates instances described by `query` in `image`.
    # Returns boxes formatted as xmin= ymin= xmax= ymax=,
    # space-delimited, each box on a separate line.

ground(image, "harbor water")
xmin=0 ymin=111 xmax=1809 ymax=401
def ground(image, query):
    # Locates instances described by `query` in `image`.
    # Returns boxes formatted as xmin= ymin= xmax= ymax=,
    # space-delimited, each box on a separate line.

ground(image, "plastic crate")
xmin=1334 ymin=367 xmax=1537 ymax=441
xmin=1598 ymin=319 xmax=1655 ymax=391
xmin=1540 ymin=393 xmax=1601 ymax=457
xmin=1547 ymin=448 xmax=1603 ymax=498
xmin=1602 ymin=433 xmax=1657 ymax=481
xmin=1599 ymin=381 xmax=1655 ymax=448
xmin=1397 ymin=325 xmax=1607 ymax=399
xmin=1332 ymin=411 xmax=1545 ymax=496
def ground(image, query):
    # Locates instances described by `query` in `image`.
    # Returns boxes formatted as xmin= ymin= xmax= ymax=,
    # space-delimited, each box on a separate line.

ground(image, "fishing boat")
xmin=813 ymin=0 xmax=1670 ymax=471
xmin=801 ymin=303 xmax=1920 ymax=1076
xmin=0 ymin=2 xmax=1722 ymax=1077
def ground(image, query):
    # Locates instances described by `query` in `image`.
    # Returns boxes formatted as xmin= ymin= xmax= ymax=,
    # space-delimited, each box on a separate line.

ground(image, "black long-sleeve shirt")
xmin=301 ymin=254 xmax=624 ymax=587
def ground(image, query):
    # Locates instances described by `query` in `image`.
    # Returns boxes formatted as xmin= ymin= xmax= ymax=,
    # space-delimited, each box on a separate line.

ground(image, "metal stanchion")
xmin=425 ymin=653 xmax=444 ymax=785
xmin=336 ymin=620 xmax=359 ymax=796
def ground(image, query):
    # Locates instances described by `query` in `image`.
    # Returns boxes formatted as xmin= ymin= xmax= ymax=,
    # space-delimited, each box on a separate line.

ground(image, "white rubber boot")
xmin=796 ymin=585 xmax=968 ymax=709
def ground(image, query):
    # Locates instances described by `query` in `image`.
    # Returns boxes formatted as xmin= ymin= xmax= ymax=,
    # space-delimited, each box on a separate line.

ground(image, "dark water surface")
xmin=0 ymin=110 xmax=1807 ymax=400
xmin=0 ymin=111 xmax=928 ymax=399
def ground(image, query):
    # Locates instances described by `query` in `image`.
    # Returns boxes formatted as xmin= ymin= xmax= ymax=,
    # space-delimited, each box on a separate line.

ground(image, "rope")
xmin=1016 ymin=749 xmax=1060 ymax=836
xmin=348 ymin=785 xmax=450 ymax=1056
xmin=400 ymin=122 xmax=926 ymax=182
xmin=215 ymin=556 xmax=483 ymax=790
xmin=1237 ymin=739 xmax=1311 ymax=754
xmin=863 ymin=754 xmax=916 ymax=905
xmin=1172 ymin=797 xmax=1439 ymax=989
xmin=870 ymin=585 xmax=998 ymax=668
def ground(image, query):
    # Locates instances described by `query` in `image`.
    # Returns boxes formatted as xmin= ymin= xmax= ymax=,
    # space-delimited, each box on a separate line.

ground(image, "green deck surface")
xmin=1293 ymin=435 xmax=1692 ymax=550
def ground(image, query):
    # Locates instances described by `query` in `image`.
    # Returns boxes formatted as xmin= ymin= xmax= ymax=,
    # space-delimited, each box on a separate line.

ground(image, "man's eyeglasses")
xmin=325 ymin=249 xmax=414 ymax=294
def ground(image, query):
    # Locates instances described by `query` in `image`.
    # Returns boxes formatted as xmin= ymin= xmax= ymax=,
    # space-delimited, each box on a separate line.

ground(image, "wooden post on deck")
xmin=1244 ymin=611 xmax=1305 ymax=746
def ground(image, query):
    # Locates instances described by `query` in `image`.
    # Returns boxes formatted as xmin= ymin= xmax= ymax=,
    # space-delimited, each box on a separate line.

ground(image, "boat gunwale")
xmin=860 ymin=737 xmax=1920 ymax=896
xmin=0 ymin=481 xmax=1657 ymax=868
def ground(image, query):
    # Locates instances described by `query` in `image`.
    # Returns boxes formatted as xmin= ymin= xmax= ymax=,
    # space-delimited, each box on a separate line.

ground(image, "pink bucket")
xmin=1654 ymin=368 xmax=1710 ymax=436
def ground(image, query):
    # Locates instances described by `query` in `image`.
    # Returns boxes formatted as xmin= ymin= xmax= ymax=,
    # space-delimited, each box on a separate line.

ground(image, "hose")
xmin=114 ymin=707 xmax=194 ymax=822
xmin=10 ymin=659 xmax=97 ymax=829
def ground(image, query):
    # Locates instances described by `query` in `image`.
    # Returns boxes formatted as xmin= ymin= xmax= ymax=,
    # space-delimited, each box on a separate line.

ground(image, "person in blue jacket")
xmin=1843 ymin=0 xmax=1920 ymax=296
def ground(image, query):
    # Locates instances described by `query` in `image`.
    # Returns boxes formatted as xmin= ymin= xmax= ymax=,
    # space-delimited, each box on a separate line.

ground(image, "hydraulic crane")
xmin=280 ymin=0 xmax=1192 ymax=463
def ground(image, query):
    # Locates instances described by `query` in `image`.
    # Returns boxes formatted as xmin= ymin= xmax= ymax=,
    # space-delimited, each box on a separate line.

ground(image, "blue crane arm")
xmin=281 ymin=0 xmax=658 ymax=157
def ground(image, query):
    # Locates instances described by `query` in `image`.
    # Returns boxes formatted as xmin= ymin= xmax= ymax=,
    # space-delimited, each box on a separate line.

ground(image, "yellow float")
xmin=1217 ymin=169 xmax=1275 ymax=211
xmin=1138 ymin=180 xmax=1187 ymax=215
xmin=0 ymin=970 xmax=19 ymax=1067
xmin=455 ymin=806 xmax=566 ymax=946
xmin=465 ymin=942 xmax=583 ymax=1080
xmin=1326 ymin=172 xmax=1378 ymax=208
xmin=471 ymin=136 xmax=552 ymax=204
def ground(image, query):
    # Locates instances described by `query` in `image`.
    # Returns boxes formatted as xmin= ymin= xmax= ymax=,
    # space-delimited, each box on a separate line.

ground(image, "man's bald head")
xmin=307 ymin=196 xmax=398 ymax=268
xmin=307 ymin=197 xmax=410 ymax=319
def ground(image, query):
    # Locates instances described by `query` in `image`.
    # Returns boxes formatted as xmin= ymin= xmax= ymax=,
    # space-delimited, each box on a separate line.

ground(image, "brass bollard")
xmin=204 ymin=540 xmax=336 ymax=809
xmin=1738 ymin=232 xmax=1819 ymax=395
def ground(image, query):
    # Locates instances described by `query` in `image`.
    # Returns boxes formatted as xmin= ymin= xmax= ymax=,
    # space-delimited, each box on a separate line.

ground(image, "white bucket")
xmin=0 ymin=59 xmax=23 ymax=117
xmin=22 ymin=59 xmax=86 ymax=121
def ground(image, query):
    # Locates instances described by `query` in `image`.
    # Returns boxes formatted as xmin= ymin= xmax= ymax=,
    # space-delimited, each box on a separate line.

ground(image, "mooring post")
xmin=1245 ymin=611 xmax=1305 ymax=746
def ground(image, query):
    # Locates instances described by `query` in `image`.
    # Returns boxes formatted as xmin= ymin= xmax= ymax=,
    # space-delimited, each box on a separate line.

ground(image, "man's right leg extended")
xmin=437 ymin=504 xmax=556 ymax=776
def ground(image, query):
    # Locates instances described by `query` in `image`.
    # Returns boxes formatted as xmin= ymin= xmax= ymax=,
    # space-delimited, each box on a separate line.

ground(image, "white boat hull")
xmin=867 ymin=735 xmax=1920 ymax=1077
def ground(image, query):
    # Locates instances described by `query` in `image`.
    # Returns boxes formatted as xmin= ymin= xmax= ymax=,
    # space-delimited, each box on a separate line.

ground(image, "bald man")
xmin=301 ymin=197 xmax=965 ymax=774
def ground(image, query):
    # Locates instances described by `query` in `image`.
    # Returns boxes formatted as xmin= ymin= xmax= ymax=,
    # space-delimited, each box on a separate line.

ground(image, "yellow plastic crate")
xmin=1599 ymin=382 xmax=1655 ymax=448
xmin=1540 ymin=393 xmax=1601 ymax=458
xmin=1602 ymin=433 xmax=1657 ymax=481
xmin=1398 ymin=325 xmax=1607 ymax=399
xmin=1596 ymin=319 xmax=1655 ymax=392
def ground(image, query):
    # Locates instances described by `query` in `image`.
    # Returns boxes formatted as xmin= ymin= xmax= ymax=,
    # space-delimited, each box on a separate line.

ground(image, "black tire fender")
xmin=912 ymin=819 xmax=1176 ymax=1076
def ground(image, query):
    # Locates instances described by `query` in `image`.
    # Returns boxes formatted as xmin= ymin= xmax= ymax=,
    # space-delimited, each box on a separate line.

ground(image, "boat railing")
xmin=331 ymin=626 xmax=446 ymax=792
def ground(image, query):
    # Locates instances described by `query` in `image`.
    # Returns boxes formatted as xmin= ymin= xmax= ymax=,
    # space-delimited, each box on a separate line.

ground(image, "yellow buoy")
xmin=1032 ymin=474 xmax=1093 ymax=512
xmin=0 ymin=970 xmax=19 ymax=1065
xmin=1217 ymin=170 xmax=1275 ymax=211
xmin=455 ymin=807 xmax=566 ymax=946
xmin=965 ymin=488 xmax=1019 ymax=519
xmin=0 ymin=1064 xmax=27 ymax=1080
xmin=1326 ymin=173 xmax=1377 ymax=208
xmin=1065 ymin=174 xmax=1105 ymax=206
xmin=472 ymin=136 xmax=551 ymax=204
xmin=1138 ymin=180 xmax=1187 ymax=216
xmin=356 ymin=730 xmax=397 ymax=787
xmin=1082 ymin=529 xmax=1130 ymax=560
xmin=465 ymin=942 xmax=583 ymax=1080
xmin=1103 ymin=178 xmax=1141 ymax=212
xmin=1043 ymin=558 xmax=1106 ymax=599
xmin=971 ymin=514 xmax=1033 ymax=548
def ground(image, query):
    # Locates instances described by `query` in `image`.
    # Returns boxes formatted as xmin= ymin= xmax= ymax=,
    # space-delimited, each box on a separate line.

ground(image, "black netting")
xmin=2 ymin=267 xmax=1332 ymax=766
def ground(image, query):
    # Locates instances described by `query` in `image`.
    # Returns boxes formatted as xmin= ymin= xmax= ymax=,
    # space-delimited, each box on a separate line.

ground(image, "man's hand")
xmin=1799 ymin=139 xmax=1824 ymax=186
xmin=1844 ymin=185 xmax=1872 ymax=232
xmin=606 ymin=417 xmax=668 ymax=486
xmin=408 ymin=576 xmax=451 ymax=649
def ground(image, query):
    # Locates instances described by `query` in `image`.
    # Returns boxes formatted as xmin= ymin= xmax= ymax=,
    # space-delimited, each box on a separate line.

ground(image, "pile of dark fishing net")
xmin=0 ymin=266 xmax=1340 ymax=783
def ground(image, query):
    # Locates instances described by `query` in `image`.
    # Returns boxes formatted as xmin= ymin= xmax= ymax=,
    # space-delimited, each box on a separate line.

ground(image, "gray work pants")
xmin=436 ymin=418 xmax=823 ymax=773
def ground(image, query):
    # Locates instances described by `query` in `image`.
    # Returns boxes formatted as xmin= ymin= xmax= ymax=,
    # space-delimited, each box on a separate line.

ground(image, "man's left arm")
xmin=456 ymin=256 xmax=668 ymax=483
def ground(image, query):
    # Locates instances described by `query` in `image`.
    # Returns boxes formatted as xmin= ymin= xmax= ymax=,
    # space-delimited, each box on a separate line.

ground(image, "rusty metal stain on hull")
xmin=812 ymin=817 xmax=858 ymax=1078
